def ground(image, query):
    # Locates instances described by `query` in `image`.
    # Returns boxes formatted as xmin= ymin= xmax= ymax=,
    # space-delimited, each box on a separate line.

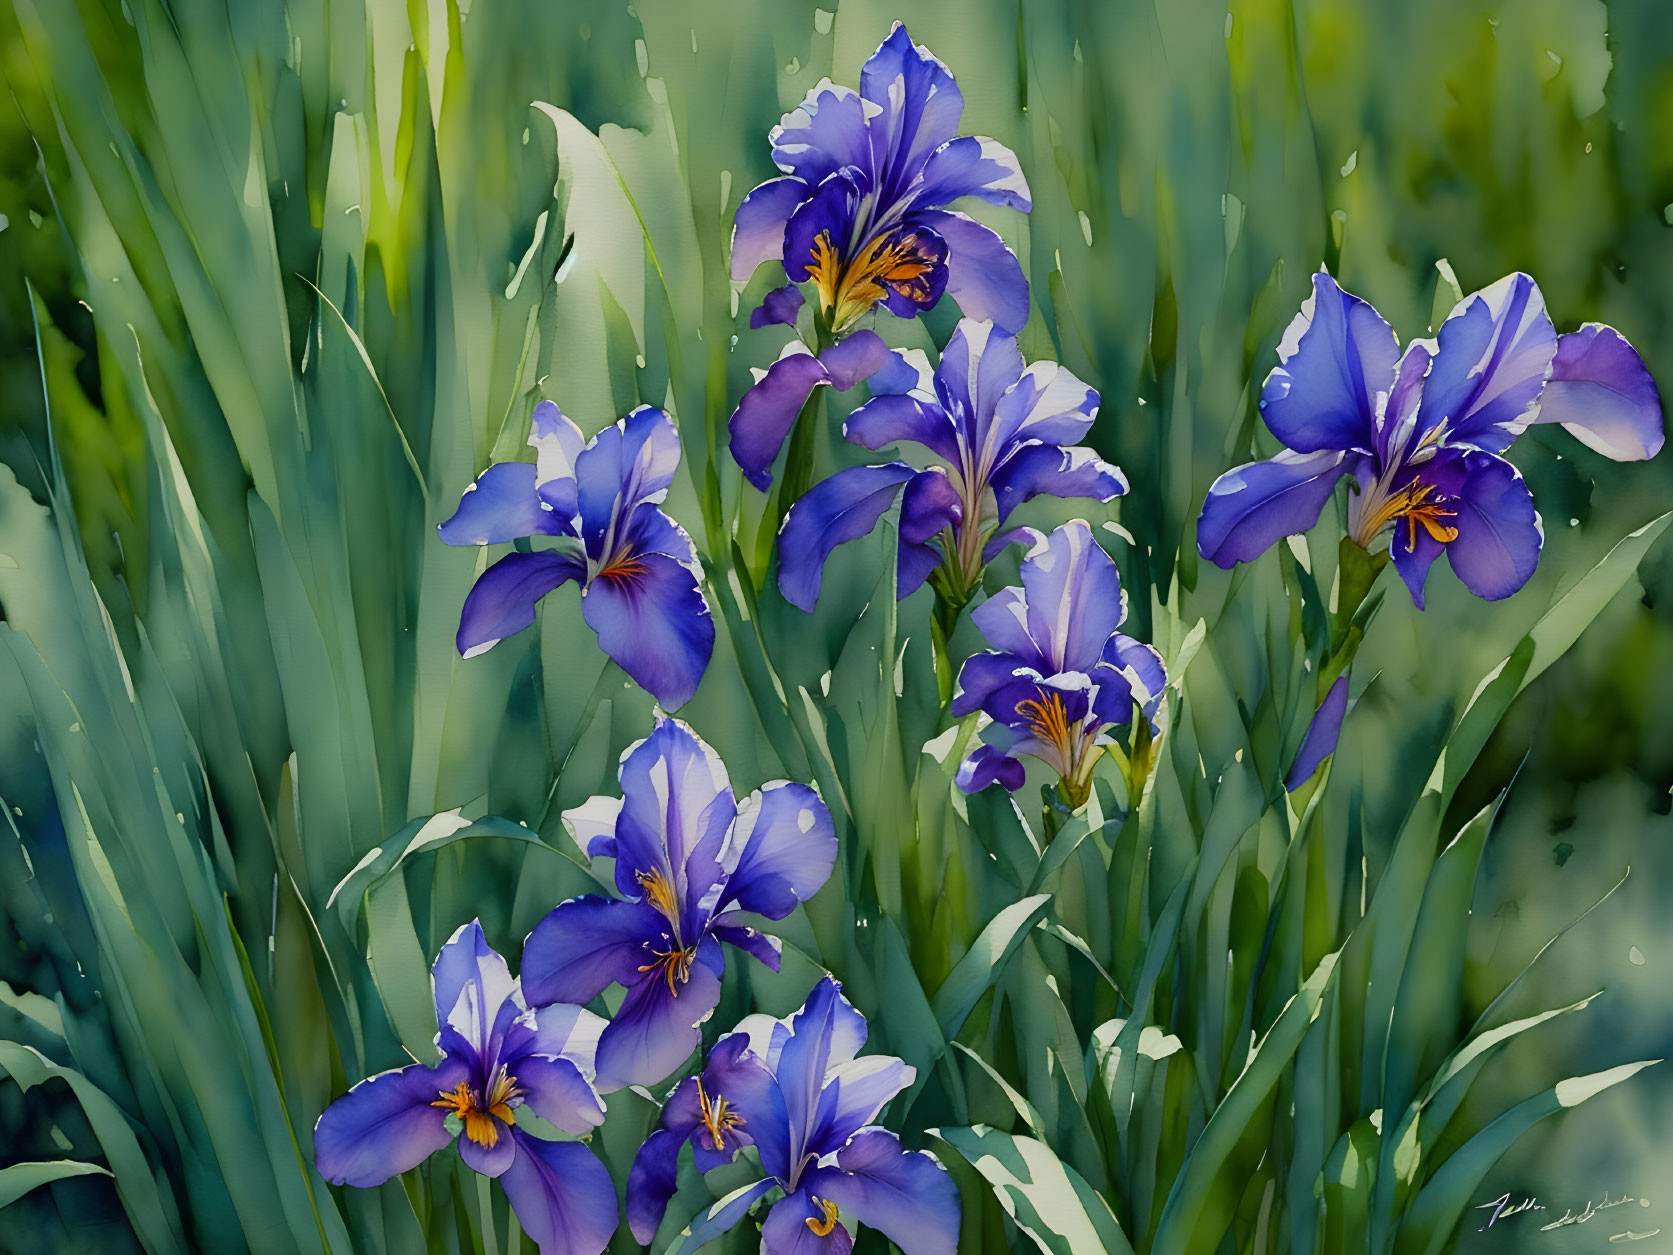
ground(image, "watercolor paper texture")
xmin=0 ymin=2 xmax=1668 ymax=1252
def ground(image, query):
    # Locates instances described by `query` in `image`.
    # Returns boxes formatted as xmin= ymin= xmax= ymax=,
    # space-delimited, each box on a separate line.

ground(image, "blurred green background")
xmin=1 ymin=0 xmax=1669 ymax=1251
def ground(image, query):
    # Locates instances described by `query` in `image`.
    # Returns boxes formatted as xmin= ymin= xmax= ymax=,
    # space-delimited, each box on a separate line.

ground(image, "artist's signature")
xmin=1475 ymin=1190 xmax=1657 ymax=1242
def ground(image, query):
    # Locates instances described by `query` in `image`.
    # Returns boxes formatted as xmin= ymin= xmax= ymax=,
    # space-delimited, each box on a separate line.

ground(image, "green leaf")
xmin=932 ymin=1125 xmax=1135 ymax=1255
xmin=0 ymin=1159 xmax=112 ymax=1209
xmin=931 ymin=894 xmax=1051 ymax=1040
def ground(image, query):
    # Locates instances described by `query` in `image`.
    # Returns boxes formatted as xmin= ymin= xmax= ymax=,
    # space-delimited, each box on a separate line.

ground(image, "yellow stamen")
xmin=696 ymin=1076 xmax=747 ymax=1152
xmin=805 ymin=230 xmax=938 ymax=332
xmin=636 ymin=869 xmax=681 ymax=924
xmin=1015 ymin=692 xmax=1073 ymax=756
xmin=431 ymin=1066 xmax=521 ymax=1149
xmin=1355 ymin=479 xmax=1460 ymax=550
xmin=637 ymin=944 xmax=696 ymax=996
xmin=806 ymin=1197 xmax=841 ymax=1237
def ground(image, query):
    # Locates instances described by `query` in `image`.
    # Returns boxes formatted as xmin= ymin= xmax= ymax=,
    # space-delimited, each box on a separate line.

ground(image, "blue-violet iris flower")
xmin=778 ymin=319 xmax=1127 ymax=611
xmin=732 ymin=22 xmax=1031 ymax=336
xmin=727 ymin=22 xmax=1032 ymax=490
xmin=1197 ymin=272 xmax=1664 ymax=607
xmin=627 ymin=976 xmax=959 ymax=1255
xmin=312 ymin=921 xmax=617 ymax=1255
xmin=520 ymin=716 xmax=837 ymax=1092
xmin=438 ymin=401 xmax=714 ymax=708
xmin=952 ymin=521 xmax=1166 ymax=806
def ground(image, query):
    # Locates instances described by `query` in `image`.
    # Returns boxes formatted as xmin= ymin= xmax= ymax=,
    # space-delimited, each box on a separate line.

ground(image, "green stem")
xmin=476 ymin=1171 xmax=497 ymax=1255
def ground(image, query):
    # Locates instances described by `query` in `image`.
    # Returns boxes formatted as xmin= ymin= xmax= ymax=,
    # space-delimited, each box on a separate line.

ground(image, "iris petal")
xmin=719 ymin=781 xmax=837 ymax=919
xmin=990 ymin=442 xmax=1127 ymax=523
xmin=593 ymin=957 xmax=723 ymax=1092
xmin=1417 ymin=272 xmax=1556 ymax=453
xmin=499 ymin=1132 xmax=619 ymax=1255
xmin=432 ymin=920 xmax=519 ymax=1059
xmin=437 ymin=462 xmax=569 ymax=546
xmin=1533 ymin=323 xmax=1665 ymax=461
xmin=1259 ymin=272 xmax=1397 ymax=454
xmin=913 ymin=210 xmax=1029 ymax=332
xmin=731 ymin=349 xmax=834 ymax=491
xmin=916 ymin=135 xmax=1032 ymax=212
xmin=770 ymin=80 xmax=875 ymax=186
xmin=510 ymin=1054 xmax=605 ymax=1136
xmin=312 ymin=1057 xmax=469 ymax=1188
xmin=1196 ymin=449 xmax=1353 ymax=568
xmin=520 ymin=895 xmax=667 ymax=1008
xmin=581 ymin=550 xmax=714 ymax=710
xmin=762 ymin=1188 xmax=855 ymax=1255
xmin=455 ymin=550 xmax=585 ymax=658
xmin=820 ymin=1130 xmax=961 ymax=1255
xmin=860 ymin=24 xmax=965 ymax=202
xmin=732 ymin=177 xmax=812 ymax=282
xmin=777 ymin=464 xmax=916 ymax=612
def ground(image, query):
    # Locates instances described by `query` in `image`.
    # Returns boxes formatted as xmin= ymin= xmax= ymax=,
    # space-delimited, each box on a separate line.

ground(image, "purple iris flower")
xmin=312 ymin=922 xmax=617 ymax=1255
xmin=727 ymin=22 xmax=1032 ymax=490
xmin=1198 ymin=272 xmax=1664 ymax=608
xmin=625 ymin=977 xmax=960 ymax=1255
xmin=778 ymin=319 xmax=1127 ymax=612
xmin=952 ymin=522 xmax=1166 ymax=807
xmin=438 ymin=401 xmax=714 ymax=708
xmin=519 ymin=716 xmax=837 ymax=1093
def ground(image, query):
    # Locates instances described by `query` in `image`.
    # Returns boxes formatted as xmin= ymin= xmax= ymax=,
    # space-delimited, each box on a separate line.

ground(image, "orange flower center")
xmin=807 ymin=230 xmax=937 ymax=332
xmin=431 ymin=1065 xmax=520 ymax=1148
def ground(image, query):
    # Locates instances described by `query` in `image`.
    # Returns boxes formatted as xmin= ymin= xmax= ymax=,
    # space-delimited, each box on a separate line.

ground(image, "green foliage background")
xmin=0 ymin=0 xmax=1669 ymax=1252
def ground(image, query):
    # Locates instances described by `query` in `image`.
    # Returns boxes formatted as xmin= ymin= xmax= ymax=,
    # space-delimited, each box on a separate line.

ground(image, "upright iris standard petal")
xmin=860 ymin=25 xmax=965 ymax=194
xmin=1416 ymin=272 xmax=1556 ymax=452
xmin=521 ymin=718 xmax=835 ymax=1093
xmin=770 ymin=81 xmax=874 ymax=186
xmin=720 ymin=782 xmax=840 ymax=919
xmin=1197 ymin=449 xmax=1355 ymax=568
xmin=528 ymin=400 xmax=586 ymax=516
xmin=1016 ymin=521 xmax=1126 ymax=673
xmin=916 ymin=135 xmax=1032 ymax=212
xmin=777 ymin=464 xmax=917 ymax=612
xmin=433 ymin=920 xmax=520 ymax=1055
xmin=1259 ymin=272 xmax=1397 ymax=455
xmin=1533 ymin=324 xmax=1665 ymax=461
xmin=575 ymin=405 xmax=682 ymax=557
xmin=499 ymin=1133 xmax=620 ymax=1255
xmin=456 ymin=551 xmax=586 ymax=658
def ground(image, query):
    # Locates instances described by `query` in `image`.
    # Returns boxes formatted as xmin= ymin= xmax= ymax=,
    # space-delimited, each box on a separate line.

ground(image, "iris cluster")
xmin=314 ymin=21 xmax=1662 ymax=1255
